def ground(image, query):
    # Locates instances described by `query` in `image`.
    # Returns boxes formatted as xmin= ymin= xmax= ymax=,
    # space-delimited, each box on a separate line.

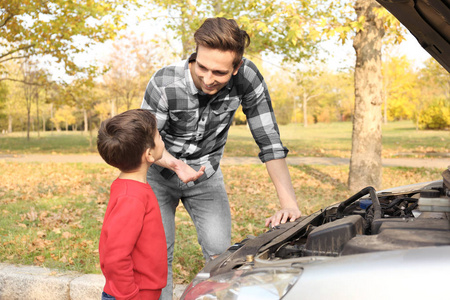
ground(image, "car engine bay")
xmin=202 ymin=168 xmax=450 ymax=276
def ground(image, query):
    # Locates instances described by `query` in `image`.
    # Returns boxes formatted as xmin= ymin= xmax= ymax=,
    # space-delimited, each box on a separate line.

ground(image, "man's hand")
xmin=170 ymin=160 xmax=206 ymax=183
xmin=265 ymin=207 xmax=301 ymax=227
xmin=156 ymin=149 xmax=205 ymax=183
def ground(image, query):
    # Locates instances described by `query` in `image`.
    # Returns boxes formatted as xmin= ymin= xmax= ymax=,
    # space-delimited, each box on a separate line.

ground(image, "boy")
xmin=97 ymin=109 xmax=167 ymax=300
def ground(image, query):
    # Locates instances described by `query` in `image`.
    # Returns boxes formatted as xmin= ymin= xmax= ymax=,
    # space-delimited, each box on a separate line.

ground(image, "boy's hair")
xmin=97 ymin=109 xmax=157 ymax=172
xmin=194 ymin=17 xmax=251 ymax=69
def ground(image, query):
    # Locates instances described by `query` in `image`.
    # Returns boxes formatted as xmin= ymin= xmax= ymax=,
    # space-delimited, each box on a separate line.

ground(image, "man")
xmin=141 ymin=17 xmax=301 ymax=299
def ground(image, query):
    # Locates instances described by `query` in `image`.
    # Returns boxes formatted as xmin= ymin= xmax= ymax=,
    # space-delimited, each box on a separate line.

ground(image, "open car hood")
xmin=376 ymin=0 xmax=450 ymax=72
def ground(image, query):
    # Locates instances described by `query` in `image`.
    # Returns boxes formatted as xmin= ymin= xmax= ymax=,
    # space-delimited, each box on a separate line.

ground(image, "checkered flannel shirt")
xmin=141 ymin=54 xmax=288 ymax=184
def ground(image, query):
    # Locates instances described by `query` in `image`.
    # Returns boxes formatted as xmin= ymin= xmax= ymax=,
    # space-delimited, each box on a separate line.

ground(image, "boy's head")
xmin=194 ymin=17 xmax=251 ymax=69
xmin=97 ymin=109 xmax=159 ymax=172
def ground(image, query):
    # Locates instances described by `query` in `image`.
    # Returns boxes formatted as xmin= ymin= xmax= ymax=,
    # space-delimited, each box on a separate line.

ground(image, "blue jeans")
xmin=147 ymin=166 xmax=232 ymax=300
xmin=101 ymin=291 xmax=116 ymax=300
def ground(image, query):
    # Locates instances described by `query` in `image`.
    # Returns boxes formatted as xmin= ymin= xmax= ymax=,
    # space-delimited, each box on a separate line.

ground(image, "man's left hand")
xmin=265 ymin=207 xmax=301 ymax=227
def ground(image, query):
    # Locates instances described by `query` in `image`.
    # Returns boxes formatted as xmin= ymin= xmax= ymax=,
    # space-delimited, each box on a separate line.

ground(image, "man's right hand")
xmin=156 ymin=149 xmax=205 ymax=183
xmin=170 ymin=160 xmax=205 ymax=183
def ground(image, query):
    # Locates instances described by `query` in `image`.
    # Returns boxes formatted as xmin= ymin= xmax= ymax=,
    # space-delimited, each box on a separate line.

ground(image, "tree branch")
xmin=0 ymin=44 xmax=35 ymax=60
xmin=0 ymin=77 xmax=47 ymax=86
xmin=0 ymin=13 xmax=15 ymax=28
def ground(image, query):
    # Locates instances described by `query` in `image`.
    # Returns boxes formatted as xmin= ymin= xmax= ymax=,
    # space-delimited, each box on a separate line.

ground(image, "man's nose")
xmin=203 ymin=72 xmax=214 ymax=85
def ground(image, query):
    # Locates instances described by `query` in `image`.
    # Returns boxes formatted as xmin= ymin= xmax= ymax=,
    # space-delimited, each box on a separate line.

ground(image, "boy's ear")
xmin=144 ymin=148 xmax=155 ymax=164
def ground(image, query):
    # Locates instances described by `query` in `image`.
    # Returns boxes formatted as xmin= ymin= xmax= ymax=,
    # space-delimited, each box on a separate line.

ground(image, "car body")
xmin=181 ymin=1 xmax=450 ymax=299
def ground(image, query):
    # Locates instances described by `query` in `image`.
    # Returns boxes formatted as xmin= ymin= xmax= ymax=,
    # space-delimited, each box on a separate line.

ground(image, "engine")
xmin=272 ymin=167 xmax=450 ymax=259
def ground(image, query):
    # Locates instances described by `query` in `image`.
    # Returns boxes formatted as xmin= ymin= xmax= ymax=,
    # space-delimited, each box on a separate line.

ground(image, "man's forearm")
xmin=265 ymin=158 xmax=298 ymax=209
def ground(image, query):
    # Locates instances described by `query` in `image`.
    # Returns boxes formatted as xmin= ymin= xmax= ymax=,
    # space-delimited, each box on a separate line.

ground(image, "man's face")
xmin=191 ymin=45 xmax=242 ymax=96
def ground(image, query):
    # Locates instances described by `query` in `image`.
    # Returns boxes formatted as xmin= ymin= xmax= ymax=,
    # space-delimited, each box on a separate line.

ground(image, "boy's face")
xmin=190 ymin=45 xmax=242 ymax=96
xmin=151 ymin=131 xmax=165 ymax=161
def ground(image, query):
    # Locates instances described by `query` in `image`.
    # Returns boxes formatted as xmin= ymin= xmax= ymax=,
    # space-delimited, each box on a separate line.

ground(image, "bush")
xmin=418 ymin=99 xmax=450 ymax=130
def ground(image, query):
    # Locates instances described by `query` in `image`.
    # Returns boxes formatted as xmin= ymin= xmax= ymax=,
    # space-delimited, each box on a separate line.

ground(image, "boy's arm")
xmin=264 ymin=158 xmax=302 ymax=227
xmin=155 ymin=149 xmax=205 ymax=183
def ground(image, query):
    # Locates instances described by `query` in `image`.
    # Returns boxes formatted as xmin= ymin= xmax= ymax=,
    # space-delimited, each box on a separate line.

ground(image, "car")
xmin=181 ymin=1 xmax=450 ymax=299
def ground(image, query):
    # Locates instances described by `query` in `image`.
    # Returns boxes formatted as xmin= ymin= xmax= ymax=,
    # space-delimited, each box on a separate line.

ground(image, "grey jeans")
xmin=147 ymin=165 xmax=232 ymax=300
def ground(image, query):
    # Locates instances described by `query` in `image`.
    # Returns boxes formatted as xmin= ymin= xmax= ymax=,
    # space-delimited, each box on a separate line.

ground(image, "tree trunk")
xmin=35 ymin=91 xmax=40 ymax=138
xmin=50 ymin=103 xmax=54 ymax=133
xmin=27 ymin=108 xmax=31 ymax=141
xmin=303 ymin=92 xmax=308 ymax=127
xmin=84 ymin=109 xmax=88 ymax=133
xmin=348 ymin=0 xmax=385 ymax=192
xmin=8 ymin=114 xmax=12 ymax=133
xmin=111 ymin=98 xmax=116 ymax=117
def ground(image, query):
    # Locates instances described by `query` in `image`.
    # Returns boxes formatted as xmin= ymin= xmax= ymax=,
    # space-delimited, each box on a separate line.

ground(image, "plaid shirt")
xmin=141 ymin=54 xmax=288 ymax=184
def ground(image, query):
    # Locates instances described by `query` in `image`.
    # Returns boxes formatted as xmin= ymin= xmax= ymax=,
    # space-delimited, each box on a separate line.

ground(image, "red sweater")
xmin=99 ymin=179 xmax=167 ymax=300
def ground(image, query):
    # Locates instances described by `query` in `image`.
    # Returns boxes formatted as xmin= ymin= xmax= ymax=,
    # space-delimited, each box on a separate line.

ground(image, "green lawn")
xmin=225 ymin=121 xmax=449 ymax=158
xmin=1 ymin=121 xmax=449 ymax=158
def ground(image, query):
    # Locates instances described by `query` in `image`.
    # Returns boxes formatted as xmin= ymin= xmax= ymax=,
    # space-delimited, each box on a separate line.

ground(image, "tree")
xmin=382 ymin=55 xmax=419 ymax=123
xmin=318 ymin=70 xmax=354 ymax=122
xmin=18 ymin=60 xmax=49 ymax=140
xmin=415 ymin=58 xmax=450 ymax=129
xmin=266 ymin=70 xmax=296 ymax=125
xmin=101 ymin=33 xmax=174 ymax=115
xmin=53 ymin=105 xmax=76 ymax=131
xmin=348 ymin=0 xmax=385 ymax=191
xmin=0 ymin=0 xmax=138 ymax=79
xmin=294 ymin=69 xmax=324 ymax=127
xmin=147 ymin=0 xmax=331 ymax=62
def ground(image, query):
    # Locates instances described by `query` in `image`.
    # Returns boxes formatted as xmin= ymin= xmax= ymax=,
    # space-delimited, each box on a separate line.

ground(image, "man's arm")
xmin=155 ymin=149 xmax=205 ymax=183
xmin=264 ymin=158 xmax=301 ymax=227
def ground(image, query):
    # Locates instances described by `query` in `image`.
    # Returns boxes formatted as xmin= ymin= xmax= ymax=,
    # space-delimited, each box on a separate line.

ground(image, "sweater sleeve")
xmin=101 ymin=195 xmax=145 ymax=300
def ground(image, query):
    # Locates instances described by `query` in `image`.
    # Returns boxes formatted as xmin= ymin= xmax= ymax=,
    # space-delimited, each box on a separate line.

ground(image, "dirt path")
xmin=1 ymin=154 xmax=449 ymax=169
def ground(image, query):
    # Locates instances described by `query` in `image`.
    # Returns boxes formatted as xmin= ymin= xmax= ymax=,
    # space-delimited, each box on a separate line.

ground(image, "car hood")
xmin=376 ymin=0 xmax=450 ymax=72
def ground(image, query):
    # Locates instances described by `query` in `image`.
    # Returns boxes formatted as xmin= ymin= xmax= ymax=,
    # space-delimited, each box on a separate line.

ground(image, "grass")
xmin=224 ymin=121 xmax=449 ymax=158
xmin=1 ymin=121 xmax=448 ymax=158
xmin=0 ymin=160 xmax=444 ymax=283
xmin=0 ymin=121 xmax=448 ymax=283
xmin=0 ymin=131 xmax=97 ymax=154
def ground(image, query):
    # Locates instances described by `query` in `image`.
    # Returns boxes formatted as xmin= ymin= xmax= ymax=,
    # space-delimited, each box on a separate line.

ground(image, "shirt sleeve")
xmin=240 ymin=60 xmax=289 ymax=162
xmin=101 ymin=196 xmax=146 ymax=300
xmin=141 ymin=73 xmax=169 ymax=132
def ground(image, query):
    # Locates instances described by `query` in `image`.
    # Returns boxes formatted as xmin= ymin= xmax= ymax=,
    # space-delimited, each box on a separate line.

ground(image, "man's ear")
xmin=233 ymin=60 xmax=243 ymax=76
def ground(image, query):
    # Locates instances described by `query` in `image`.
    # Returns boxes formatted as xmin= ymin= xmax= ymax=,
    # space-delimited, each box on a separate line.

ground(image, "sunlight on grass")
xmin=0 ymin=161 xmax=444 ymax=283
xmin=224 ymin=121 xmax=449 ymax=158
xmin=1 ymin=121 xmax=448 ymax=157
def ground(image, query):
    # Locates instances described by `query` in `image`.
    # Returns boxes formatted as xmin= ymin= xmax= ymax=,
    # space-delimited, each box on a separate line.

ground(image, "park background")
xmin=0 ymin=0 xmax=449 ymax=285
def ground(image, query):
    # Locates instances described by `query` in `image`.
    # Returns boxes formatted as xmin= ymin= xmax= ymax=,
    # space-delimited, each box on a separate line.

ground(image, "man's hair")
xmin=194 ymin=17 xmax=251 ymax=69
xmin=97 ymin=109 xmax=157 ymax=172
